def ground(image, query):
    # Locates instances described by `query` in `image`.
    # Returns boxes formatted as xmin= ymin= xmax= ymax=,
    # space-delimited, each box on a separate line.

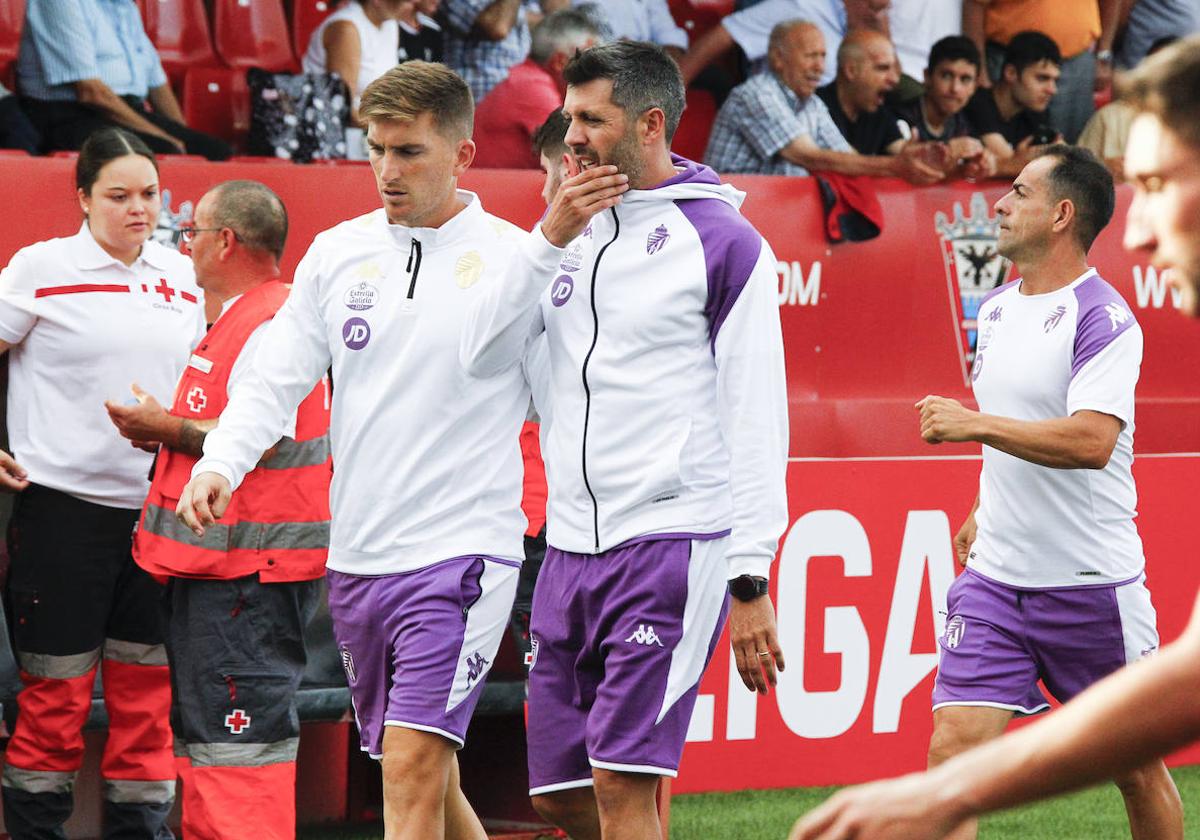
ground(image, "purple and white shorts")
xmin=326 ymin=555 xmax=519 ymax=757
xmin=932 ymin=567 xmax=1159 ymax=714
xmin=525 ymin=535 xmax=730 ymax=796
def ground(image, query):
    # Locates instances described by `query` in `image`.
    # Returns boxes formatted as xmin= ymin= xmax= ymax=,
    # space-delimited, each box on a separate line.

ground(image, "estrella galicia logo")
xmin=465 ymin=651 xmax=490 ymax=685
xmin=344 ymin=282 xmax=379 ymax=311
xmin=550 ymin=274 xmax=574 ymax=308
xmin=646 ymin=224 xmax=670 ymax=254
xmin=340 ymin=648 xmax=357 ymax=684
xmin=343 ymin=317 xmax=371 ymax=350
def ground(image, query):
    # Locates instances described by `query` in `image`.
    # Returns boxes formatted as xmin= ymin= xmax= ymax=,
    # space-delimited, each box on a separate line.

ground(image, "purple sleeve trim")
xmin=980 ymin=277 xmax=1019 ymax=309
xmin=1071 ymin=274 xmax=1137 ymax=378
xmin=674 ymin=197 xmax=763 ymax=352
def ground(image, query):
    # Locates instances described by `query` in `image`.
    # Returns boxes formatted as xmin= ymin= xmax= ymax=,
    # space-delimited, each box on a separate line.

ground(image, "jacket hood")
xmin=623 ymin=155 xmax=746 ymax=209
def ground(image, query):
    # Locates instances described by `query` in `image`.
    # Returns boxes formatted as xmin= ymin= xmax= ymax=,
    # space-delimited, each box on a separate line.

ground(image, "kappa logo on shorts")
xmin=224 ymin=708 xmax=251 ymax=735
xmin=625 ymin=624 xmax=664 ymax=647
xmin=944 ymin=615 xmax=966 ymax=650
xmin=340 ymin=647 xmax=357 ymax=684
xmin=465 ymin=651 xmax=490 ymax=685
xmin=524 ymin=637 xmax=539 ymax=670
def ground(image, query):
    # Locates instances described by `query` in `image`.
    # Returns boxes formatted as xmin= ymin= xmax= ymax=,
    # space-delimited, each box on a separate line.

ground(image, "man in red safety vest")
xmin=106 ymin=179 xmax=332 ymax=840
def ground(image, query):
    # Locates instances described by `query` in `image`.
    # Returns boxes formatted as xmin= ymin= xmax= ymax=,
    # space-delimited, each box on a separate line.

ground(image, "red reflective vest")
xmin=134 ymin=280 xmax=331 ymax=583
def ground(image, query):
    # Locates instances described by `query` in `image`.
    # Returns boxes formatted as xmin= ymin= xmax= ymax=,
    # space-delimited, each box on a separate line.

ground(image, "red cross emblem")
xmin=186 ymin=386 xmax=207 ymax=414
xmin=153 ymin=278 xmax=176 ymax=303
xmin=224 ymin=709 xmax=251 ymax=734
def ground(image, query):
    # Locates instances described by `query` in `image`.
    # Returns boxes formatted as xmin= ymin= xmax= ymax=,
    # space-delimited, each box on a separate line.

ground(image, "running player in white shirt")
xmin=791 ymin=36 xmax=1200 ymax=840
xmin=174 ymin=62 xmax=533 ymax=839
xmin=0 ymin=128 xmax=203 ymax=838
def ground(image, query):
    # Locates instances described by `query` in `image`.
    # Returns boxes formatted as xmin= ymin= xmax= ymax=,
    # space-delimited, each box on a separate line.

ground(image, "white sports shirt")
xmin=194 ymin=193 xmax=531 ymax=576
xmin=0 ymin=223 xmax=204 ymax=509
xmin=969 ymin=269 xmax=1145 ymax=589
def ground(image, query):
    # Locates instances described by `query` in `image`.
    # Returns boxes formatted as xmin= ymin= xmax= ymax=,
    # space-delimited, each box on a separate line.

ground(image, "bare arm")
xmin=473 ymin=0 xmax=522 ymax=41
xmin=146 ymin=83 xmax=184 ymax=125
xmin=780 ymin=134 xmax=944 ymax=184
xmin=322 ymin=21 xmax=363 ymax=122
xmin=954 ymin=494 xmax=980 ymax=566
xmin=962 ymin=0 xmax=990 ymax=88
xmin=104 ymin=386 xmax=217 ymax=457
xmin=791 ymin=592 xmax=1200 ymax=840
xmin=75 ymin=79 xmax=184 ymax=151
xmin=678 ymin=24 xmax=734 ymax=86
xmin=917 ymin=396 xmax=1121 ymax=469
xmin=1095 ymin=0 xmax=1123 ymax=91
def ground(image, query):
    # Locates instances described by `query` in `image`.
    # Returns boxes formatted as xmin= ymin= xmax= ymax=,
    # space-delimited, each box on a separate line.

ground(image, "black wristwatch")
xmin=728 ymin=574 xmax=770 ymax=602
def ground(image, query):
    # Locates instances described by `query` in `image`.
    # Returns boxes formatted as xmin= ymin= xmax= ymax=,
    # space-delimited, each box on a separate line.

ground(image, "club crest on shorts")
xmin=340 ymin=647 xmax=357 ymax=684
xmin=936 ymin=193 xmax=1014 ymax=386
xmin=944 ymin=615 xmax=966 ymax=650
xmin=625 ymin=623 xmax=664 ymax=646
xmin=524 ymin=636 xmax=539 ymax=670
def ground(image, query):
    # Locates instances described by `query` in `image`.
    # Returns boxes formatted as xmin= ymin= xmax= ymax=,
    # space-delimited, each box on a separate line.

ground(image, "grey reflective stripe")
xmin=2 ymin=766 xmax=75 ymax=794
xmin=18 ymin=648 xmax=100 ymax=679
xmin=104 ymin=778 xmax=175 ymax=805
xmin=104 ymin=639 xmax=168 ymax=667
xmin=184 ymin=738 xmax=299 ymax=768
xmin=262 ymin=434 xmax=330 ymax=470
xmin=142 ymin=504 xmax=329 ymax=552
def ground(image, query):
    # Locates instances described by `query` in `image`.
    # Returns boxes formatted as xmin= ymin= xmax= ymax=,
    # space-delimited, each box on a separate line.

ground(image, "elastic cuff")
xmin=190 ymin=459 xmax=239 ymax=491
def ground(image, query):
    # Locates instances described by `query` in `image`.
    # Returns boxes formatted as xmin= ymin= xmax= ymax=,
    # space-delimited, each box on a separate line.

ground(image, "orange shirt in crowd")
xmin=983 ymin=0 xmax=1101 ymax=58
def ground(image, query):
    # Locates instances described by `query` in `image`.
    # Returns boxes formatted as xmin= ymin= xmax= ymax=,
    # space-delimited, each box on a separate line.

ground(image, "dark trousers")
xmin=0 ymin=96 xmax=40 ymax=154
xmin=21 ymin=96 xmax=232 ymax=160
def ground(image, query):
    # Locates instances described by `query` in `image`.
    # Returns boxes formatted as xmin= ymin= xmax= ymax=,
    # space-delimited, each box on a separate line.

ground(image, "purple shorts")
xmin=525 ymin=536 xmax=730 ymax=796
xmin=932 ymin=567 xmax=1159 ymax=714
xmin=326 ymin=556 xmax=519 ymax=757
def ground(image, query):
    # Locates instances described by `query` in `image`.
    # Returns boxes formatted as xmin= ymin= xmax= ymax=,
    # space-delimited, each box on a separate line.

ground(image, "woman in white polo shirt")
xmin=0 ymin=128 xmax=203 ymax=838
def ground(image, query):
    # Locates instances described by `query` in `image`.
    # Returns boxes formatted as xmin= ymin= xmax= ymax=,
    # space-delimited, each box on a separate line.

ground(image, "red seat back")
xmin=142 ymin=0 xmax=217 ymax=85
xmin=213 ymin=0 xmax=296 ymax=72
xmin=668 ymin=0 xmax=734 ymax=41
xmin=292 ymin=0 xmax=335 ymax=62
xmin=672 ymin=88 xmax=717 ymax=162
xmin=182 ymin=66 xmax=250 ymax=150
xmin=0 ymin=0 xmax=25 ymax=84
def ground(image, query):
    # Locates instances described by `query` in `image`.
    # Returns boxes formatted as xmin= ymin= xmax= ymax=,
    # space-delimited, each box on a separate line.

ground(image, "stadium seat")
xmin=213 ymin=0 xmax=297 ymax=72
xmin=141 ymin=0 xmax=218 ymax=86
xmin=292 ymin=0 xmax=335 ymax=63
xmin=668 ymin=0 xmax=734 ymax=39
xmin=673 ymin=87 xmax=717 ymax=163
xmin=182 ymin=66 xmax=250 ymax=150
xmin=0 ymin=0 xmax=25 ymax=86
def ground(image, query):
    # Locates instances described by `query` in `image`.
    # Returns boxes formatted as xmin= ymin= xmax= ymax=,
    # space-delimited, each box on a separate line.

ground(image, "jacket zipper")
xmin=581 ymin=208 xmax=620 ymax=551
xmin=405 ymin=238 xmax=423 ymax=300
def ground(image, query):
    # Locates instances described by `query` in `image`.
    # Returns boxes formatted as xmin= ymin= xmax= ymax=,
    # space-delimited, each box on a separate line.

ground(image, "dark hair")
xmin=1121 ymin=34 xmax=1200 ymax=149
xmin=207 ymin=180 xmax=289 ymax=261
xmin=1037 ymin=145 xmax=1114 ymax=252
xmin=563 ymin=41 xmax=685 ymax=142
xmin=532 ymin=108 xmax=570 ymax=159
xmin=76 ymin=128 xmax=157 ymax=195
xmin=1002 ymin=30 xmax=1062 ymax=75
xmin=927 ymin=35 xmax=981 ymax=74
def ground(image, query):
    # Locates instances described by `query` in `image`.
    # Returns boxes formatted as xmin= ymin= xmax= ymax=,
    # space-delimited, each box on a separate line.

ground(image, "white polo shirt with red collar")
xmin=0 ymin=222 xmax=204 ymax=509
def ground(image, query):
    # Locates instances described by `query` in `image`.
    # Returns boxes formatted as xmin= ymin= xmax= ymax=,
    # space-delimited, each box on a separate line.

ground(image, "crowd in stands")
xmin=0 ymin=0 xmax=1196 ymax=182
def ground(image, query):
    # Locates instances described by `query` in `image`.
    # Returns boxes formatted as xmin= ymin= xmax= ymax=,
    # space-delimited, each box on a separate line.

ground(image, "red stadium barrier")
xmin=1 ymin=159 xmax=1197 ymax=793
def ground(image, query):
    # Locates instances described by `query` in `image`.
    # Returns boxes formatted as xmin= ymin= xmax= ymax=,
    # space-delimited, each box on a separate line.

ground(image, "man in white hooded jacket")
xmin=461 ymin=41 xmax=790 ymax=840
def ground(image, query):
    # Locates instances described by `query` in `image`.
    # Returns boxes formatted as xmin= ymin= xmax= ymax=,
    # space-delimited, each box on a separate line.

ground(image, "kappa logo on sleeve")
xmin=625 ymin=624 xmax=664 ymax=647
xmin=1106 ymin=302 xmax=1131 ymax=330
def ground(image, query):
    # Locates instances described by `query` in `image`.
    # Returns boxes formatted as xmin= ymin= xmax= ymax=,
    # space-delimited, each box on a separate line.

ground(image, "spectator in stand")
xmin=303 ymin=0 xmax=415 ymax=124
xmin=705 ymin=20 xmax=942 ymax=184
xmin=679 ymin=0 xmax=891 ymax=89
xmin=1117 ymin=0 xmax=1197 ymax=69
xmin=472 ymin=8 xmax=600 ymax=169
xmin=895 ymin=36 xmax=981 ymax=143
xmin=963 ymin=0 xmax=1121 ymax=143
xmin=16 ymin=0 xmax=231 ymax=160
xmin=0 ymin=83 xmax=39 ymax=154
xmin=568 ymin=0 xmax=688 ymax=58
xmin=816 ymin=28 xmax=903 ymax=155
xmin=399 ymin=0 xmax=444 ymax=63
xmin=443 ymin=0 xmax=543 ymax=102
xmin=963 ymin=30 xmax=1060 ymax=178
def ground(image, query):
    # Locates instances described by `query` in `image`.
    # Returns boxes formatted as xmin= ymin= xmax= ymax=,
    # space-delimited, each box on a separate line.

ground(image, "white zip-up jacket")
xmin=462 ymin=158 xmax=789 ymax=579
xmin=194 ymin=192 xmax=531 ymax=575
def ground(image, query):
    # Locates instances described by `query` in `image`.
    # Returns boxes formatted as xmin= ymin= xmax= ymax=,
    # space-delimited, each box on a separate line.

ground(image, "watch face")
xmin=730 ymin=576 xmax=765 ymax=601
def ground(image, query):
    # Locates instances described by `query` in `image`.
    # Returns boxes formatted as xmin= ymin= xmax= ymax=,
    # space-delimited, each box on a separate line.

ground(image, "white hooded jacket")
xmin=462 ymin=158 xmax=789 ymax=578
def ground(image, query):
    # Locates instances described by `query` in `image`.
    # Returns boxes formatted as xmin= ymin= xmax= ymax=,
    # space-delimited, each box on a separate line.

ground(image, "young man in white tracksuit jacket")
xmin=176 ymin=63 xmax=537 ymax=838
xmin=461 ymin=42 xmax=790 ymax=839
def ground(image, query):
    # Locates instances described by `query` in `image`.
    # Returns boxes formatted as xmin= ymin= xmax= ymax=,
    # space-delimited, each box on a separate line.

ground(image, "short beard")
xmin=607 ymin=127 xmax=646 ymax=188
